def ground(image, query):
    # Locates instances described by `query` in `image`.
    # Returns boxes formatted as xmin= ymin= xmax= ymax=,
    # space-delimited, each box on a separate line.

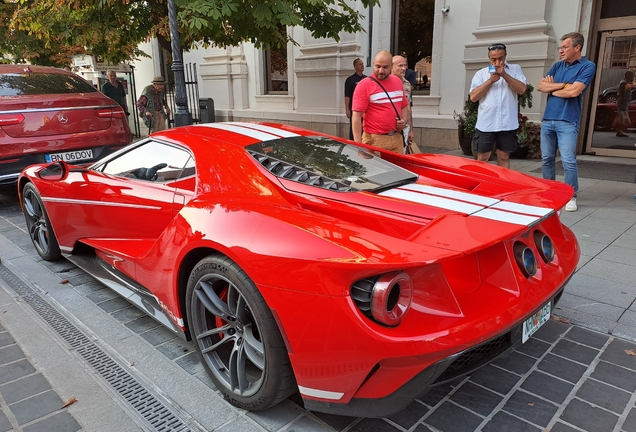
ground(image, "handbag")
xmin=368 ymin=77 xmax=412 ymax=154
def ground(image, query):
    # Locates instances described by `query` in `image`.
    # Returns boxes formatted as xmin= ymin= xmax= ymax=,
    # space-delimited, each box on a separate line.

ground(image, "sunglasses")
xmin=488 ymin=44 xmax=507 ymax=51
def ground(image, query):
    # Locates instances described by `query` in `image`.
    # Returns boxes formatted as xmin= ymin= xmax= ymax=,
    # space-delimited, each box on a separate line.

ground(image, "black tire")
xmin=186 ymin=254 xmax=296 ymax=411
xmin=22 ymin=183 xmax=61 ymax=261
xmin=595 ymin=107 xmax=616 ymax=132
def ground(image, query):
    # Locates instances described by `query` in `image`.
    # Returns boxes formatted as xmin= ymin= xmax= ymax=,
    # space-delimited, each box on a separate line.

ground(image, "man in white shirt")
xmin=469 ymin=43 xmax=527 ymax=168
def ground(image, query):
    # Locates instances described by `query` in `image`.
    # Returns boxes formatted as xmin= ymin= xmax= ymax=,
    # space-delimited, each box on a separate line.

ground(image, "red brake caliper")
xmin=215 ymin=287 xmax=229 ymax=338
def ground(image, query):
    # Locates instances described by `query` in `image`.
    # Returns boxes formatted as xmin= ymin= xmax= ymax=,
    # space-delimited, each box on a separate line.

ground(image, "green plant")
xmin=454 ymin=95 xmax=479 ymax=138
xmin=516 ymin=84 xmax=541 ymax=158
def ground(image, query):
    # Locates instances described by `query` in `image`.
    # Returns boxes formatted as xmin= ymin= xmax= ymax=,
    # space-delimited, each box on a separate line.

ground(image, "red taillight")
xmin=0 ymin=114 xmax=25 ymax=126
xmin=95 ymin=107 xmax=125 ymax=119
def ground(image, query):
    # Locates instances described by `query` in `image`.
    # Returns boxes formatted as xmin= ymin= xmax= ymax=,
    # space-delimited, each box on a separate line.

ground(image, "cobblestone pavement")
xmin=1 ymin=153 xmax=636 ymax=431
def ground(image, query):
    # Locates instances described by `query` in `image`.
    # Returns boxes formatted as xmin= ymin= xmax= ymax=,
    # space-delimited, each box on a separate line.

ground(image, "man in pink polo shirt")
xmin=352 ymin=50 xmax=409 ymax=154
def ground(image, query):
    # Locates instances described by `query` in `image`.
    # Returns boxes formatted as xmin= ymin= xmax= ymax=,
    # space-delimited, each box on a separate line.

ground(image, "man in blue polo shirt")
xmin=538 ymin=32 xmax=596 ymax=212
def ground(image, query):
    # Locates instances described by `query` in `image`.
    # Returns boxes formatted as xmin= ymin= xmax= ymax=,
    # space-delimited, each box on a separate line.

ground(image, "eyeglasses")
xmin=558 ymin=45 xmax=571 ymax=51
xmin=488 ymin=44 xmax=506 ymax=51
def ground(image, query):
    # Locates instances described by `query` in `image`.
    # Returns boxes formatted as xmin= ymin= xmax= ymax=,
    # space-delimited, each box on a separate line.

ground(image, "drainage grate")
xmin=0 ymin=262 xmax=195 ymax=432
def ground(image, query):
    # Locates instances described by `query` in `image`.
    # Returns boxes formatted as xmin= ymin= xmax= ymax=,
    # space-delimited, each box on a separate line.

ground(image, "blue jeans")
xmin=540 ymin=120 xmax=579 ymax=196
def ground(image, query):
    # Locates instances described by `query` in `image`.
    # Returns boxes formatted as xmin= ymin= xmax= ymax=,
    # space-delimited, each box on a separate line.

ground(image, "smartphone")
xmin=488 ymin=65 xmax=496 ymax=74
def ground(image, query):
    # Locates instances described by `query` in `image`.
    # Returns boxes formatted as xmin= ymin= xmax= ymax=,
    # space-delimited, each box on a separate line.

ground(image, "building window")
xmin=264 ymin=45 xmax=288 ymax=94
xmin=391 ymin=0 xmax=434 ymax=93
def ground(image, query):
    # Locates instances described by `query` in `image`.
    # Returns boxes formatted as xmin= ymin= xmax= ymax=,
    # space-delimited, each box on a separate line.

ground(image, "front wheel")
xmin=185 ymin=254 xmax=296 ymax=410
xmin=594 ymin=107 xmax=616 ymax=131
xmin=22 ymin=182 xmax=61 ymax=261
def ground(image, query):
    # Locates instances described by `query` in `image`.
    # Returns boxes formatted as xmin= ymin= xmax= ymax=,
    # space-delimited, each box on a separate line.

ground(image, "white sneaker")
xmin=565 ymin=198 xmax=577 ymax=212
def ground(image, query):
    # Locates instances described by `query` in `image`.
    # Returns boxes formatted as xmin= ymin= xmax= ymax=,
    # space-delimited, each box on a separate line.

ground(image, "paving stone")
xmin=124 ymin=315 xmax=161 ymax=334
xmin=0 ymin=345 xmax=24 ymax=364
xmin=86 ymin=288 xmax=119 ymax=304
xmin=9 ymin=390 xmax=64 ymax=425
xmin=386 ymin=400 xmax=429 ymax=429
xmin=565 ymin=326 xmax=610 ymax=349
xmin=481 ymin=411 xmax=541 ymax=432
xmin=247 ymin=400 xmax=304 ymax=431
xmin=0 ymin=373 xmax=51 ymax=404
xmin=560 ymin=398 xmax=618 ymax=432
xmin=140 ymin=327 xmax=177 ymax=346
xmin=449 ymin=382 xmax=502 ymax=416
xmin=469 ymin=365 xmax=521 ymax=395
xmin=418 ymin=382 xmax=454 ymax=407
xmin=22 ymin=411 xmax=81 ymax=432
xmin=155 ymin=338 xmax=194 ymax=360
xmin=0 ymin=359 xmax=36 ymax=385
xmin=502 ymin=390 xmax=558 ymax=427
xmin=96 ymin=296 xmax=132 ymax=313
xmin=549 ymin=422 xmax=581 ymax=432
xmin=0 ymin=410 xmax=11 ymax=432
xmin=537 ymin=354 xmax=587 ymax=383
xmin=575 ymin=379 xmax=631 ymax=414
xmin=591 ymin=360 xmax=636 ymax=392
xmin=492 ymin=351 xmax=537 ymax=375
xmin=551 ymin=339 xmax=599 ymax=365
xmin=623 ymin=406 xmax=636 ymax=432
xmin=349 ymin=417 xmax=401 ymax=431
xmin=311 ymin=411 xmax=358 ymax=431
xmin=520 ymin=371 xmax=573 ymax=404
xmin=599 ymin=338 xmax=636 ymax=370
xmin=423 ymin=402 xmax=483 ymax=432
xmin=532 ymin=319 xmax=570 ymax=343
xmin=110 ymin=305 xmax=146 ymax=323
xmin=0 ymin=332 xmax=13 ymax=349
xmin=515 ymin=338 xmax=551 ymax=359
xmin=413 ymin=425 xmax=436 ymax=432
xmin=174 ymin=351 xmax=204 ymax=375
xmin=285 ymin=415 xmax=338 ymax=432
xmin=72 ymin=281 xmax=108 ymax=296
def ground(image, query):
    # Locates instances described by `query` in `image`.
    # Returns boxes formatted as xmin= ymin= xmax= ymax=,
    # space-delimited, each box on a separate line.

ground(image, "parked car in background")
xmin=598 ymin=84 xmax=636 ymax=104
xmin=595 ymin=98 xmax=636 ymax=131
xmin=0 ymin=65 xmax=131 ymax=184
xmin=18 ymin=123 xmax=579 ymax=417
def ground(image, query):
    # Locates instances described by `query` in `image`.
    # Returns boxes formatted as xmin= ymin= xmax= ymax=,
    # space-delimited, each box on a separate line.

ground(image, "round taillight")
xmin=371 ymin=271 xmax=413 ymax=326
xmin=514 ymin=242 xmax=537 ymax=277
xmin=534 ymin=231 xmax=554 ymax=263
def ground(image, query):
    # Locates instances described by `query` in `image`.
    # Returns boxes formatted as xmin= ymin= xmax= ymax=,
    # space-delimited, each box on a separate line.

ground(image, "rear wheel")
xmin=595 ymin=107 xmax=616 ymax=131
xmin=22 ymin=183 xmax=61 ymax=261
xmin=186 ymin=254 xmax=296 ymax=410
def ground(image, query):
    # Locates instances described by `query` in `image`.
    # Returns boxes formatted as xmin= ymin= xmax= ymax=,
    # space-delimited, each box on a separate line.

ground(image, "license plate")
xmin=522 ymin=302 xmax=551 ymax=343
xmin=45 ymin=149 xmax=94 ymax=163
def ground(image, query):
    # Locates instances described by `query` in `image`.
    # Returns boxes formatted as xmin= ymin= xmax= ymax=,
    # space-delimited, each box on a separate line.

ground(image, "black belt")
xmin=377 ymin=131 xmax=397 ymax=136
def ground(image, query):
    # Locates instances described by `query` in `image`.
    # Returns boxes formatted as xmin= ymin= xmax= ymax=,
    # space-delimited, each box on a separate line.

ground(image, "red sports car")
xmin=18 ymin=123 xmax=579 ymax=417
xmin=0 ymin=64 xmax=131 ymax=185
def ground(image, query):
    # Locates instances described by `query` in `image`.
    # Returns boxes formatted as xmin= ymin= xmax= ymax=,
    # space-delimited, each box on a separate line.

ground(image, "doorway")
xmin=588 ymin=30 xmax=636 ymax=157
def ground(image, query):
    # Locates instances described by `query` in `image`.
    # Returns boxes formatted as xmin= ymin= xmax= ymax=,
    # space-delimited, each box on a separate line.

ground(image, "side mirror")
xmin=37 ymin=161 xmax=68 ymax=181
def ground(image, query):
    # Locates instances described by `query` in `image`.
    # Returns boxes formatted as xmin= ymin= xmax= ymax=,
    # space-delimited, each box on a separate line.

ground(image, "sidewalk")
xmin=0 ymin=152 xmax=636 ymax=432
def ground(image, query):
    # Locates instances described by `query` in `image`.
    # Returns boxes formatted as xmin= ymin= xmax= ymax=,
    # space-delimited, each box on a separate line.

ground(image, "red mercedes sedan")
xmin=0 ymin=65 xmax=131 ymax=184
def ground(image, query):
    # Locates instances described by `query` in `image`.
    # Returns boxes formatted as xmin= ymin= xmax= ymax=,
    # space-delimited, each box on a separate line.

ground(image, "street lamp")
xmin=167 ymin=0 xmax=192 ymax=126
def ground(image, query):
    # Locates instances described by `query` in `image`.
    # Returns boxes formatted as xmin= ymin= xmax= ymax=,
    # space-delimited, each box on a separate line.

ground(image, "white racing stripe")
xmin=231 ymin=122 xmax=300 ymax=138
xmin=198 ymin=123 xmax=280 ymax=141
xmin=380 ymin=186 xmax=551 ymax=227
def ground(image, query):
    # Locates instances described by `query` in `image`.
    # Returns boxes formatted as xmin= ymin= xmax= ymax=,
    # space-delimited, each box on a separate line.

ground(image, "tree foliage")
xmin=1 ymin=0 xmax=377 ymax=66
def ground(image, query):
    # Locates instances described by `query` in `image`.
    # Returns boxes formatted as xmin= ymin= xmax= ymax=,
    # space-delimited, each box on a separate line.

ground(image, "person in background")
xmin=469 ymin=43 xmax=527 ymax=168
xmin=615 ymin=70 xmax=634 ymax=138
xmin=101 ymin=70 xmax=129 ymax=116
xmin=538 ymin=32 xmax=596 ymax=212
xmin=392 ymin=55 xmax=415 ymax=149
xmin=344 ymin=58 xmax=366 ymax=140
xmin=405 ymin=67 xmax=417 ymax=88
xmin=352 ymin=50 xmax=409 ymax=154
xmin=137 ymin=76 xmax=171 ymax=133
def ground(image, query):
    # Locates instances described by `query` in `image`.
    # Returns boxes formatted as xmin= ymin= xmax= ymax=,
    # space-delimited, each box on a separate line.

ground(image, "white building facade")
xmin=132 ymin=0 xmax=636 ymax=158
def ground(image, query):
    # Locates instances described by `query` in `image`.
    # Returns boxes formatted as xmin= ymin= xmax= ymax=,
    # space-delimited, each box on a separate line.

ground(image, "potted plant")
xmin=513 ymin=84 xmax=541 ymax=159
xmin=454 ymin=96 xmax=479 ymax=156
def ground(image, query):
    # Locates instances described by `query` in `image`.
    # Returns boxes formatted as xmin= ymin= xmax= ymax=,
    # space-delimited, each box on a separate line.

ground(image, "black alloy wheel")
xmin=186 ymin=254 xmax=295 ymax=410
xmin=22 ymin=183 xmax=61 ymax=261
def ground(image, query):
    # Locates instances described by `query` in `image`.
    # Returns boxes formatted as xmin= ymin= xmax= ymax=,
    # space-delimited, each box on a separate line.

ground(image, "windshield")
xmin=246 ymin=136 xmax=418 ymax=192
xmin=0 ymin=72 xmax=98 ymax=96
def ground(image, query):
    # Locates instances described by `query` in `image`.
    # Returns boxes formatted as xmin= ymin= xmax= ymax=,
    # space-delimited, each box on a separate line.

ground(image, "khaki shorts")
xmin=362 ymin=132 xmax=404 ymax=154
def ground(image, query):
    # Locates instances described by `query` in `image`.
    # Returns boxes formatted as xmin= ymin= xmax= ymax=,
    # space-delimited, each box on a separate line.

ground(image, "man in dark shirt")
xmin=101 ymin=70 xmax=129 ymax=115
xmin=344 ymin=58 xmax=366 ymax=140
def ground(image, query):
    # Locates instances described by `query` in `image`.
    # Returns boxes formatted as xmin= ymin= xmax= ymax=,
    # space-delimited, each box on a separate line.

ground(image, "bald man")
xmin=352 ymin=50 xmax=409 ymax=154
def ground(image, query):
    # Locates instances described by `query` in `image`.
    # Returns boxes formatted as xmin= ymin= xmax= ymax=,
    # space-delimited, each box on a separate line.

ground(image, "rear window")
xmin=0 ymin=72 xmax=98 ymax=96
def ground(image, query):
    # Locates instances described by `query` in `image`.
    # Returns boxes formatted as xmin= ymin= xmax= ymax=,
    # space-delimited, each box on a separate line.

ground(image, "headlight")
xmin=534 ymin=231 xmax=555 ymax=263
xmin=514 ymin=242 xmax=537 ymax=277
xmin=351 ymin=271 xmax=413 ymax=326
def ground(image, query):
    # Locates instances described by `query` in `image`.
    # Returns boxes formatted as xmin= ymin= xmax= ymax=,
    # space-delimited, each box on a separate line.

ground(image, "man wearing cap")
xmin=137 ymin=76 xmax=171 ymax=133
xmin=469 ymin=43 xmax=527 ymax=168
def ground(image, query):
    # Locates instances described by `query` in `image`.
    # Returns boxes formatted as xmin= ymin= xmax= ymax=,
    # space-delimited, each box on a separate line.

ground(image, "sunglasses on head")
xmin=488 ymin=44 xmax=507 ymax=51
